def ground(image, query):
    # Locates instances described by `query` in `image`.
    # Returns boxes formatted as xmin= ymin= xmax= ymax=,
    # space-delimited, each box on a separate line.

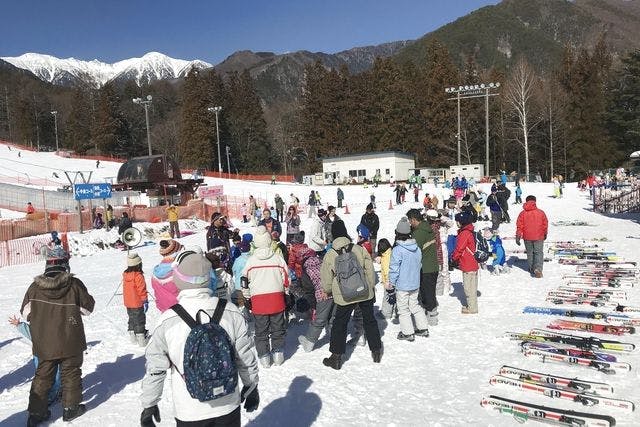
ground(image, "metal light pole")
xmin=208 ymin=106 xmax=223 ymax=173
xmin=50 ymin=110 xmax=59 ymax=152
xmin=445 ymin=83 xmax=500 ymax=174
xmin=133 ymin=95 xmax=153 ymax=156
xmin=225 ymin=145 xmax=231 ymax=178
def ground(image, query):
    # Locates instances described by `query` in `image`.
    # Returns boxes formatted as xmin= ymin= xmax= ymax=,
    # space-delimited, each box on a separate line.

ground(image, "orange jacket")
xmin=123 ymin=271 xmax=148 ymax=308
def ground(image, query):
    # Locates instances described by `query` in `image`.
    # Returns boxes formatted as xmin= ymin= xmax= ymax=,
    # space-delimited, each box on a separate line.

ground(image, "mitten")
xmin=241 ymin=384 xmax=260 ymax=412
xmin=140 ymin=405 xmax=160 ymax=427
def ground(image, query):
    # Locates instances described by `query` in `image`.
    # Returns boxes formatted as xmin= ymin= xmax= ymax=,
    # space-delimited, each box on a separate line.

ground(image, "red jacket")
xmin=451 ymin=224 xmax=479 ymax=272
xmin=123 ymin=271 xmax=148 ymax=308
xmin=288 ymin=242 xmax=315 ymax=279
xmin=516 ymin=200 xmax=548 ymax=241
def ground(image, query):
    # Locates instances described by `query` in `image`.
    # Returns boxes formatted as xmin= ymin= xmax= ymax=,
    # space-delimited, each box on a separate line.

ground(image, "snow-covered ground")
xmin=0 ymin=208 xmax=25 ymax=219
xmin=0 ymin=151 xmax=639 ymax=426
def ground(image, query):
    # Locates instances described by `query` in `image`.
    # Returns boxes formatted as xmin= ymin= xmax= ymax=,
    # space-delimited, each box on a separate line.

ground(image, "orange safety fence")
xmin=0 ymin=234 xmax=53 ymax=268
xmin=204 ymin=171 xmax=295 ymax=182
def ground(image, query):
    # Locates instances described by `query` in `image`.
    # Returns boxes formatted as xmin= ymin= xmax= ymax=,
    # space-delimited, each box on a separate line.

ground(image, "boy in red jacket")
xmin=451 ymin=211 xmax=479 ymax=314
xmin=516 ymin=195 xmax=549 ymax=278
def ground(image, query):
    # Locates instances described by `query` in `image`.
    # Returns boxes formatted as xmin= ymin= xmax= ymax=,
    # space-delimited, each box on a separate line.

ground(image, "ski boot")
xmin=322 ymin=353 xmax=342 ymax=370
xmin=397 ymin=332 xmax=415 ymax=342
xmin=63 ymin=404 xmax=86 ymax=422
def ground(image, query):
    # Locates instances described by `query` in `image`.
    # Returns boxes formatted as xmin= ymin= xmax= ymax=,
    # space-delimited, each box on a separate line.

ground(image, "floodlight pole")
xmin=207 ymin=106 xmax=223 ymax=173
xmin=225 ymin=145 xmax=231 ymax=178
xmin=133 ymin=96 xmax=153 ymax=156
xmin=445 ymin=83 xmax=500 ymax=174
xmin=51 ymin=110 xmax=59 ymax=152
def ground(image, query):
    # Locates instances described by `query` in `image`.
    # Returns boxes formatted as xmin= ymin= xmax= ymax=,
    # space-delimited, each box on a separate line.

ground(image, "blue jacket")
xmin=515 ymin=186 xmax=522 ymax=197
xmin=232 ymin=252 xmax=250 ymax=290
xmin=388 ymin=239 xmax=422 ymax=292
xmin=489 ymin=235 xmax=506 ymax=266
xmin=486 ymin=194 xmax=502 ymax=212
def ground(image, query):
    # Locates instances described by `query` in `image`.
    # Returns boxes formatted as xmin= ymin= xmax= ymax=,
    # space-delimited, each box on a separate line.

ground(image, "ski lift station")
xmin=321 ymin=151 xmax=415 ymax=184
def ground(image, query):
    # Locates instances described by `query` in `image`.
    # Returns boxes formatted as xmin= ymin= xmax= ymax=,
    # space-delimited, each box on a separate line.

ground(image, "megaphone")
xmin=121 ymin=227 xmax=142 ymax=248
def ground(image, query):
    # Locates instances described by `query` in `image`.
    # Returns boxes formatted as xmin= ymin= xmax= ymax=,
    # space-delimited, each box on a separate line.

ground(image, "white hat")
xmin=253 ymin=225 xmax=272 ymax=249
xmin=127 ymin=252 xmax=142 ymax=267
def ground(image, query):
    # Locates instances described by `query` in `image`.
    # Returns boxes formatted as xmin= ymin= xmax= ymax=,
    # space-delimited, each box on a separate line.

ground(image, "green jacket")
xmin=274 ymin=196 xmax=284 ymax=210
xmin=320 ymin=237 xmax=376 ymax=306
xmin=412 ymin=220 xmax=439 ymax=273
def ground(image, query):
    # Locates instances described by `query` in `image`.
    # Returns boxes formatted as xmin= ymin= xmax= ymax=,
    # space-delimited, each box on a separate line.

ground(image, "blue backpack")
xmin=171 ymin=300 xmax=238 ymax=402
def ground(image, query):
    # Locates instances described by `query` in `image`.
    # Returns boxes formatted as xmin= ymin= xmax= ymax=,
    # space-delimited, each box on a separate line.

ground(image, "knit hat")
xmin=317 ymin=208 xmax=327 ymax=217
xmin=271 ymin=230 xmax=281 ymax=241
xmin=173 ymin=252 xmax=210 ymax=291
xmin=127 ymin=252 xmax=142 ymax=267
xmin=455 ymin=211 xmax=473 ymax=226
xmin=159 ymin=239 xmax=182 ymax=256
xmin=332 ymin=220 xmax=350 ymax=240
xmin=253 ymin=225 xmax=272 ymax=249
xmin=395 ymin=217 xmax=412 ymax=235
xmin=292 ymin=231 xmax=305 ymax=244
xmin=44 ymin=263 xmax=67 ymax=277
xmin=242 ymin=233 xmax=253 ymax=243
xmin=366 ymin=203 xmax=374 ymax=211
xmin=239 ymin=241 xmax=251 ymax=253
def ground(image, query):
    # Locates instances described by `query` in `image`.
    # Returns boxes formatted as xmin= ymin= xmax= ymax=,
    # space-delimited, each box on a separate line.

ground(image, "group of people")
xmin=14 ymin=178 xmax=552 ymax=426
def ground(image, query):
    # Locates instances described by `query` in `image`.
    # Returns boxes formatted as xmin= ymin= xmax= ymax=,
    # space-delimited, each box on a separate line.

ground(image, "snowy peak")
xmin=1 ymin=52 xmax=212 ymax=87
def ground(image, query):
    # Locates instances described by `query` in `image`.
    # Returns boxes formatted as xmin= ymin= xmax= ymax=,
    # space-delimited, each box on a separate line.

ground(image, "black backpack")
xmin=467 ymin=230 xmax=490 ymax=263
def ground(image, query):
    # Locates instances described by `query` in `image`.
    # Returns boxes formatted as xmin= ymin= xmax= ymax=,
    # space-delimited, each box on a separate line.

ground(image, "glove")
xmin=386 ymin=288 xmax=396 ymax=306
xmin=241 ymin=384 xmax=260 ymax=412
xmin=515 ymin=236 xmax=521 ymax=246
xmin=140 ymin=405 xmax=160 ymax=427
xmin=143 ymin=300 xmax=149 ymax=313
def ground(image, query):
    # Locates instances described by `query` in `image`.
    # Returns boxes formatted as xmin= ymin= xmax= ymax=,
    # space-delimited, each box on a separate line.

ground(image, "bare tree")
xmin=505 ymin=57 xmax=539 ymax=179
xmin=541 ymin=78 xmax=565 ymax=180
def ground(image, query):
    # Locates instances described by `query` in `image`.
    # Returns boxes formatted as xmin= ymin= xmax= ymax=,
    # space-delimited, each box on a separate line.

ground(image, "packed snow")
xmin=0 ymin=150 xmax=639 ymax=426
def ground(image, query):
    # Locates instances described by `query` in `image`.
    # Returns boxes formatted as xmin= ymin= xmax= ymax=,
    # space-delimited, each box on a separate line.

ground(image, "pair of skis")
xmin=548 ymin=319 xmax=635 ymax=336
xmin=504 ymin=328 xmax=635 ymax=352
xmin=520 ymin=342 xmax=631 ymax=375
xmin=481 ymin=395 xmax=617 ymax=426
xmin=490 ymin=366 xmax=634 ymax=412
xmin=523 ymin=306 xmax=640 ymax=328
xmin=563 ymin=280 xmax=634 ymax=289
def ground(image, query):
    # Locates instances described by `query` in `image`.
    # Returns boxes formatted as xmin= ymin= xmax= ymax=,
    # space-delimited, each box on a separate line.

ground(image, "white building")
xmin=449 ymin=164 xmax=485 ymax=181
xmin=322 ymin=151 xmax=415 ymax=184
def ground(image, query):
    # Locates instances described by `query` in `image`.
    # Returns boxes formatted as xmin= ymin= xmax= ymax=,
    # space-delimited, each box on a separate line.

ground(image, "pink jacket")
xmin=151 ymin=256 xmax=179 ymax=312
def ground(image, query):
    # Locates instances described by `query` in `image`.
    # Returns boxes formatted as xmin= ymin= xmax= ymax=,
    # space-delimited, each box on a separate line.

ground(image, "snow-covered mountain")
xmin=0 ymin=52 xmax=212 ymax=87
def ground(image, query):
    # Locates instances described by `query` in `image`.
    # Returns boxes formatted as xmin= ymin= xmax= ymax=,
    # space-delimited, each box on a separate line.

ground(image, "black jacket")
xmin=360 ymin=212 xmax=380 ymax=239
xmin=118 ymin=216 xmax=133 ymax=234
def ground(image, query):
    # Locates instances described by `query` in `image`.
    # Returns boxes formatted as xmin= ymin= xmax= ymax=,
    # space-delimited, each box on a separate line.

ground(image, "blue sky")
xmin=0 ymin=0 xmax=498 ymax=64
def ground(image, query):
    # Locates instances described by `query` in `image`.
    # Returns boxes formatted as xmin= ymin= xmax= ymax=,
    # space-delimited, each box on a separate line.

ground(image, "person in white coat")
xmin=140 ymin=251 xmax=259 ymax=426
xmin=307 ymin=208 xmax=327 ymax=256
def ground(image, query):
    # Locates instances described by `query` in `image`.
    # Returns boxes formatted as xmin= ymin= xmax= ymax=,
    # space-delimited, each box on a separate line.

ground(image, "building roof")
xmin=322 ymin=151 xmax=415 ymax=162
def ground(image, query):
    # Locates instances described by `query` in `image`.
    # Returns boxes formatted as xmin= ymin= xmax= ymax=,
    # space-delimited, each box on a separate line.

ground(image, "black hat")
xmin=455 ymin=211 xmax=473 ymax=226
xmin=366 ymin=203 xmax=374 ymax=210
xmin=331 ymin=220 xmax=350 ymax=240
xmin=292 ymin=231 xmax=305 ymax=244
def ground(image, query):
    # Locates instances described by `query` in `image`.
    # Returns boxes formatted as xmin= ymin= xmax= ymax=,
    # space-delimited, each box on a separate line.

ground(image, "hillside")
xmin=395 ymin=0 xmax=640 ymax=71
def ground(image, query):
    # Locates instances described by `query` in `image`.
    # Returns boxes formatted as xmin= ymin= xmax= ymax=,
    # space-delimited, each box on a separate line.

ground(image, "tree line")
xmin=1 ymin=37 xmax=639 ymax=179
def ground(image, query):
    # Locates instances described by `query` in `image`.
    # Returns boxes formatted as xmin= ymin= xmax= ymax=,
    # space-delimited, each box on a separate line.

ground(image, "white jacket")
xmin=308 ymin=216 xmax=326 ymax=251
xmin=140 ymin=288 xmax=259 ymax=422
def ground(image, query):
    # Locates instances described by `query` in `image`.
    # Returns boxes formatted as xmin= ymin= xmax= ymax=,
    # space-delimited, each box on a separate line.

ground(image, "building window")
xmin=349 ymin=170 xmax=358 ymax=177
xmin=375 ymin=168 xmax=381 ymax=174
xmin=385 ymin=168 xmax=390 ymax=175
xmin=359 ymin=169 xmax=366 ymax=177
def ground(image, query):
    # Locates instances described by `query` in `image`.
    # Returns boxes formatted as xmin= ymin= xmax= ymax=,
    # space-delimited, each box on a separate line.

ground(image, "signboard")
xmin=199 ymin=185 xmax=224 ymax=198
xmin=74 ymin=183 xmax=112 ymax=200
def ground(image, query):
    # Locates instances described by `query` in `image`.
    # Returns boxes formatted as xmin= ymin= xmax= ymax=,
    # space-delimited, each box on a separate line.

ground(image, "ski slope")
xmin=0 ymin=149 xmax=639 ymax=426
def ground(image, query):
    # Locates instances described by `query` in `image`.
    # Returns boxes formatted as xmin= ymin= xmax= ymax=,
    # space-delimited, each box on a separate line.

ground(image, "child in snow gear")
xmin=426 ymin=209 xmax=453 ymax=297
xmin=206 ymin=252 xmax=232 ymax=300
xmin=451 ymin=211 xmax=480 ymax=313
xmin=514 ymin=183 xmax=523 ymax=204
xmin=140 ymin=251 xmax=259 ymax=426
xmin=151 ymin=239 xmax=183 ymax=312
xmin=482 ymin=228 xmax=510 ymax=275
xmin=123 ymin=252 xmax=149 ymax=346
xmin=320 ymin=220 xmax=382 ymax=369
xmin=377 ymin=238 xmax=395 ymax=319
xmin=21 ymin=263 xmax=95 ymax=425
xmin=241 ymin=226 xmax=289 ymax=368
xmin=389 ymin=217 xmax=430 ymax=341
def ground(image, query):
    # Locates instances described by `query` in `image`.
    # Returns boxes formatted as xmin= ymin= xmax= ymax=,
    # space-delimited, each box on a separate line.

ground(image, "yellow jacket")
xmin=380 ymin=248 xmax=391 ymax=285
xmin=166 ymin=206 xmax=179 ymax=222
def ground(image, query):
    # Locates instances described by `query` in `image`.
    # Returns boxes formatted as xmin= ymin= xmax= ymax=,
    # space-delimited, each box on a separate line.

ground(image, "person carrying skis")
xmin=140 ymin=251 xmax=260 ymax=426
xmin=516 ymin=195 xmax=548 ymax=278
xmin=123 ymin=252 xmax=149 ymax=346
xmin=451 ymin=211 xmax=479 ymax=314
xmin=21 ymin=263 xmax=95 ymax=425
xmin=389 ymin=217 xmax=430 ymax=341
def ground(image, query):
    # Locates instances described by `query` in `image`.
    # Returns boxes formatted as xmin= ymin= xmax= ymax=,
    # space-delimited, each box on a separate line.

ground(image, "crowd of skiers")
xmin=15 ymin=176 xmax=551 ymax=426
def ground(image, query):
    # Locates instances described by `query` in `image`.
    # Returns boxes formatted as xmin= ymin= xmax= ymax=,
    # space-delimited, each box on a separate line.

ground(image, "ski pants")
xmin=397 ymin=289 xmax=429 ymax=336
xmin=276 ymin=208 xmax=283 ymax=222
xmin=337 ymin=199 xmax=343 ymax=208
xmin=29 ymin=353 xmax=83 ymax=417
xmin=524 ymin=239 xmax=545 ymax=273
xmin=176 ymin=406 xmax=241 ymax=427
xmin=254 ymin=311 xmax=286 ymax=357
xmin=127 ymin=307 xmax=146 ymax=334
xmin=490 ymin=211 xmax=502 ymax=231
xmin=330 ymin=298 xmax=381 ymax=355
xmin=305 ymin=298 xmax=335 ymax=343
xmin=419 ymin=271 xmax=439 ymax=312
xmin=169 ymin=221 xmax=181 ymax=238
xmin=436 ymin=264 xmax=451 ymax=296
xmin=307 ymin=205 xmax=316 ymax=218
xmin=462 ymin=271 xmax=478 ymax=312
